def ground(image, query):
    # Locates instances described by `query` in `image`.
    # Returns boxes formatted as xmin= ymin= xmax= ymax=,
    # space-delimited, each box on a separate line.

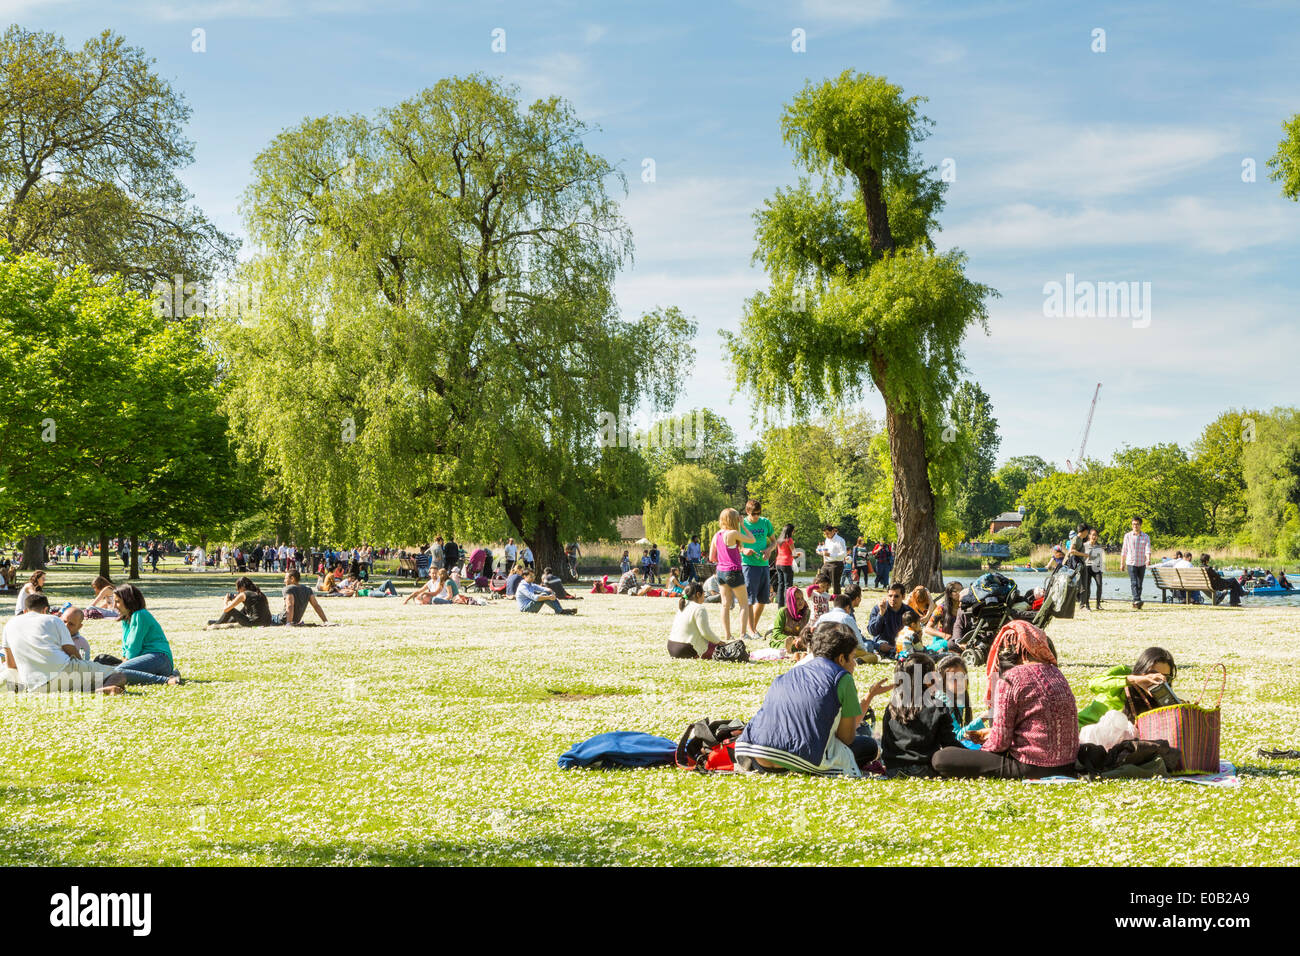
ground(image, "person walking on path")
xmin=1120 ymin=516 xmax=1151 ymax=609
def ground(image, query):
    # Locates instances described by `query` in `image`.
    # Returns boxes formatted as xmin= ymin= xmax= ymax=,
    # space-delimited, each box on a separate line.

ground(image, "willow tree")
xmin=222 ymin=75 xmax=694 ymax=574
xmin=727 ymin=72 xmax=995 ymax=590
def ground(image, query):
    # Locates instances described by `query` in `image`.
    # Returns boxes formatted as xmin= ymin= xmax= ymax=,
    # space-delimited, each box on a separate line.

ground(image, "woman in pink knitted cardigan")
xmin=931 ymin=620 xmax=1079 ymax=779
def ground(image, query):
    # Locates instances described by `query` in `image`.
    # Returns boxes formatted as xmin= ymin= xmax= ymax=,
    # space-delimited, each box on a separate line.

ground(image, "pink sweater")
xmin=984 ymin=662 xmax=1079 ymax=767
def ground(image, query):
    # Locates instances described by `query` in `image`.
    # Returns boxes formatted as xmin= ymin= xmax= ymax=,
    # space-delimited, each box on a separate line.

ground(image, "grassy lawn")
xmin=2 ymin=565 xmax=1297 ymax=866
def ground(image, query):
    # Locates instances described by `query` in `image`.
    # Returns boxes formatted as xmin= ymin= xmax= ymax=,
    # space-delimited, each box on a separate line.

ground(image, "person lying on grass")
xmin=515 ymin=569 xmax=576 ymax=615
xmin=275 ymin=569 xmax=328 ymax=625
xmin=208 ymin=577 xmax=272 ymax=628
xmin=931 ymin=620 xmax=1077 ymax=780
xmin=2 ymin=593 xmax=128 ymax=694
xmin=541 ymin=567 xmax=583 ymax=600
xmin=112 ymin=585 xmax=182 ymax=686
xmin=1077 ymin=646 xmax=1177 ymax=727
xmin=667 ymin=582 xmax=724 ymax=659
xmin=734 ymin=621 xmax=893 ymax=777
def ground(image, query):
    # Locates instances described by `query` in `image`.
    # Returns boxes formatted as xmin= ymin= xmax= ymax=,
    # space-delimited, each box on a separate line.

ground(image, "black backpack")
xmin=712 ymin=639 xmax=749 ymax=663
xmin=675 ymin=718 xmax=745 ymax=771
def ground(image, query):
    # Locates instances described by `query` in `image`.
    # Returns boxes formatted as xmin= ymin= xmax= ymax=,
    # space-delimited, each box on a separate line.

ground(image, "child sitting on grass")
xmin=936 ymin=654 xmax=984 ymax=749
xmin=735 ymin=622 xmax=892 ymax=777
xmin=881 ymin=651 xmax=962 ymax=776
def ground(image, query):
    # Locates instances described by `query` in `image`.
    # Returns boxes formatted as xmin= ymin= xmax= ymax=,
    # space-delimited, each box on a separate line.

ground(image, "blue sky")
xmin=9 ymin=0 xmax=1300 ymax=466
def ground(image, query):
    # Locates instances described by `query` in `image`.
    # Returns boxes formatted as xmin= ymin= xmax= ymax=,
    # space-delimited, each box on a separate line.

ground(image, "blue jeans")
xmin=375 ymin=580 xmax=397 ymax=596
xmin=1128 ymin=565 xmax=1146 ymax=603
xmin=116 ymin=651 xmax=175 ymax=685
xmin=522 ymin=599 xmax=563 ymax=614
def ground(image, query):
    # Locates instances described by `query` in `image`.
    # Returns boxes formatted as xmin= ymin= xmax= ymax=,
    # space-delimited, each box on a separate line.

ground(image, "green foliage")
xmin=947 ymin=381 xmax=1002 ymax=536
xmin=1191 ymin=409 xmax=1256 ymax=535
xmin=0 ymin=26 xmax=236 ymax=291
xmin=0 ymin=246 xmax=250 ymax=543
xmin=746 ymin=411 xmax=881 ymax=554
xmin=1268 ymin=112 xmax=1300 ymax=201
xmin=1242 ymin=407 xmax=1300 ymax=556
xmin=994 ymin=455 xmax=1056 ymax=512
xmin=222 ymin=76 xmax=694 ymax=556
xmin=639 ymin=409 xmax=746 ymax=497
xmin=642 ymin=465 xmax=729 ymax=548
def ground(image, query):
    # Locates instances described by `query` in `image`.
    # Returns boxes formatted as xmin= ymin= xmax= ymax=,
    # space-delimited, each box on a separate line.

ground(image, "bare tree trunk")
xmin=99 ymin=531 xmax=112 ymax=580
xmin=129 ymin=533 xmax=140 ymax=581
xmin=526 ymin=515 xmax=570 ymax=582
xmin=20 ymin=535 xmax=46 ymax=571
xmin=885 ymin=404 xmax=944 ymax=592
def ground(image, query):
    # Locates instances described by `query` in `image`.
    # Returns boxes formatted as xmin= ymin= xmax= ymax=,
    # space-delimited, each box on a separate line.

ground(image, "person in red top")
xmin=772 ymin=523 xmax=796 ymax=602
xmin=931 ymin=620 xmax=1078 ymax=779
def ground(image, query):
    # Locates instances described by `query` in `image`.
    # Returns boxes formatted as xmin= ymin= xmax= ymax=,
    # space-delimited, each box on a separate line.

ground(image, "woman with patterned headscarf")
xmin=931 ymin=620 xmax=1079 ymax=779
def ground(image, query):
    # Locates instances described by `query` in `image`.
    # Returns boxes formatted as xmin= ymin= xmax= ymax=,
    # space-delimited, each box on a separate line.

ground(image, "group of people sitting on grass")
xmin=731 ymin=613 xmax=1181 ymax=779
xmin=670 ymin=572 xmax=963 ymax=664
xmin=3 ymin=576 xmax=183 ymax=694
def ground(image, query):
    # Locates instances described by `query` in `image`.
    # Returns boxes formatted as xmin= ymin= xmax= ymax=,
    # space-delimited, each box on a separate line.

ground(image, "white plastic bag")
xmin=1079 ymin=708 xmax=1137 ymax=750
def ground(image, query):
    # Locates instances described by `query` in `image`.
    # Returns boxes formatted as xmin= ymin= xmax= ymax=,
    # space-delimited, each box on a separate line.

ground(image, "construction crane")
xmin=1066 ymin=383 xmax=1102 ymax=474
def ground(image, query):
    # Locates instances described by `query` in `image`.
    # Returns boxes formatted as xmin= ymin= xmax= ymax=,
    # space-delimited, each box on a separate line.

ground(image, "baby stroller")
xmin=466 ymin=548 xmax=491 ymax=591
xmin=955 ymin=572 xmax=1035 ymax=669
xmin=488 ymin=572 xmax=509 ymax=599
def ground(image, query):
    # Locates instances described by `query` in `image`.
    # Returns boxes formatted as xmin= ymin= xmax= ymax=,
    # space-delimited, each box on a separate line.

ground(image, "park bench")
xmin=397 ymin=555 xmax=417 ymax=578
xmin=1150 ymin=566 xmax=1216 ymax=604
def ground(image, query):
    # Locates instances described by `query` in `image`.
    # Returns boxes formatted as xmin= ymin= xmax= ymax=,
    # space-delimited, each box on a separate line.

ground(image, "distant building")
xmin=616 ymin=515 xmax=646 ymax=542
xmin=990 ymin=510 xmax=1024 ymax=535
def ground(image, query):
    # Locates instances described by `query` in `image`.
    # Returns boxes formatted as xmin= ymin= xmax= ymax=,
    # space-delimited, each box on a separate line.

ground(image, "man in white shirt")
xmin=503 ymin=538 xmax=518 ymax=567
xmin=2 ymin=594 xmax=125 ymax=694
xmin=816 ymin=585 xmax=878 ymax=662
xmin=815 ymin=524 xmax=848 ymax=595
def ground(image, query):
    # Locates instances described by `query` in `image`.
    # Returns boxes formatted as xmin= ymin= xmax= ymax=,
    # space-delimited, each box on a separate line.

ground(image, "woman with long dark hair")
xmin=113 ymin=585 xmax=181 ymax=686
xmin=772 ymin=523 xmax=796 ymax=599
xmin=1078 ymin=646 xmax=1177 ymax=725
xmin=209 ymin=577 xmax=272 ymax=627
xmin=667 ymin=582 xmax=723 ymax=659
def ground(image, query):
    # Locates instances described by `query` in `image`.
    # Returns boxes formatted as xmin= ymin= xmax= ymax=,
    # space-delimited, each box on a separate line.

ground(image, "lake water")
xmin=791 ymin=569 xmax=1300 ymax=608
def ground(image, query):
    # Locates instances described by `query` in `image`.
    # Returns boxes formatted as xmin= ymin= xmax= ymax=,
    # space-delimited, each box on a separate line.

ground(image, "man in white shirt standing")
xmin=815 ymin=524 xmax=848 ymax=596
xmin=1119 ymin=515 xmax=1152 ymax=609
xmin=2 ymin=593 xmax=125 ymax=694
xmin=503 ymin=538 xmax=517 ymax=568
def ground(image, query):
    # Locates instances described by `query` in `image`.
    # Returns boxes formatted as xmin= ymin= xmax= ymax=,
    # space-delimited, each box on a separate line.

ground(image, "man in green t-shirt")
xmin=741 ymin=499 xmax=776 ymax=638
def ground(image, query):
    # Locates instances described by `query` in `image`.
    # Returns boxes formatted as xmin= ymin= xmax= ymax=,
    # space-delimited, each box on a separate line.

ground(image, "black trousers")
xmin=824 ymin=561 xmax=844 ymax=596
xmin=1081 ymin=568 xmax=1103 ymax=607
xmin=772 ymin=564 xmax=793 ymax=600
xmin=931 ymin=746 xmax=1075 ymax=779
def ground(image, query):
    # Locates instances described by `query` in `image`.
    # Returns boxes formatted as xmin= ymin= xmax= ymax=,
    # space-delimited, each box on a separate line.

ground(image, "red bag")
xmin=1135 ymin=663 xmax=1226 ymax=774
xmin=675 ymin=718 xmax=744 ymax=772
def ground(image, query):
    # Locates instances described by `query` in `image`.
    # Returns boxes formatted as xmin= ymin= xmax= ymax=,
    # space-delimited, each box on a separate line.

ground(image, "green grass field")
xmin=2 ymin=565 xmax=1297 ymax=866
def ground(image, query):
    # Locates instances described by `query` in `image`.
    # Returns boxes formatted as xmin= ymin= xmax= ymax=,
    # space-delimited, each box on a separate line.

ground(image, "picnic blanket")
xmin=1025 ymin=761 xmax=1240 ymax=787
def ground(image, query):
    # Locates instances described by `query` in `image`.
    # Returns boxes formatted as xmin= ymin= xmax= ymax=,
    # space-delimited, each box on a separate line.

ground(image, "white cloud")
xmin=979 ymin=124 xmax=1238 ymax=199
xmin=799 ymin=0 xmax=899 ymax=24
xmin=583 ymin=24 xmax=607 ymax=45
xmin=940 ymin=196 xmax=1300 ymax=255
xmin=620 ymin=176 xmax=766 ymax=269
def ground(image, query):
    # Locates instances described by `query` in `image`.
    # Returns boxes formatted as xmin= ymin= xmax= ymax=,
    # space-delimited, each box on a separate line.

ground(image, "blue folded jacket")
xmin=557 ymin=731 xmax=678 ymax=769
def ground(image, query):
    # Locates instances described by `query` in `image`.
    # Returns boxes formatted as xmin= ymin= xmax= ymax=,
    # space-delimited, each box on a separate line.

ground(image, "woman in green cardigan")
xmin=113 ymin=585 xmax=181 ymax=686
xmin=1078 ymin=647 xmax=1176 ymax=726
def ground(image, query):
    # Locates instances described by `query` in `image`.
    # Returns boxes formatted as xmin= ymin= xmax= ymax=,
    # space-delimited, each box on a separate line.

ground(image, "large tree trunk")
xmin=129 ymin=533 xmax=140 ymax=580
xmin=885 ymin=404 xmax=944 ymax=592
xmin=99 ymin=530 xmax=112 ymax=580
xmin=526 ymin=514 xmax=570 ymax=583
xmin=20 ymin=535 xmax=46 ymax=571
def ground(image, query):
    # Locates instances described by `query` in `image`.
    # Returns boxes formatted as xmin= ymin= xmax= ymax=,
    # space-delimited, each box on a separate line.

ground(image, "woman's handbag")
xmin=712 ymin=639 xmax=750 ymax=663
xmin=1135 ymin=663 xmax=1226 ymax=774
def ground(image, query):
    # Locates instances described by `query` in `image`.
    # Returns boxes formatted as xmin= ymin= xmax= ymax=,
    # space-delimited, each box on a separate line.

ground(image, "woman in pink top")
xmin=931 ymin=620 xmax=1079 ymax=779
xmin=708 ymin=508 xmax=755 ymax=640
